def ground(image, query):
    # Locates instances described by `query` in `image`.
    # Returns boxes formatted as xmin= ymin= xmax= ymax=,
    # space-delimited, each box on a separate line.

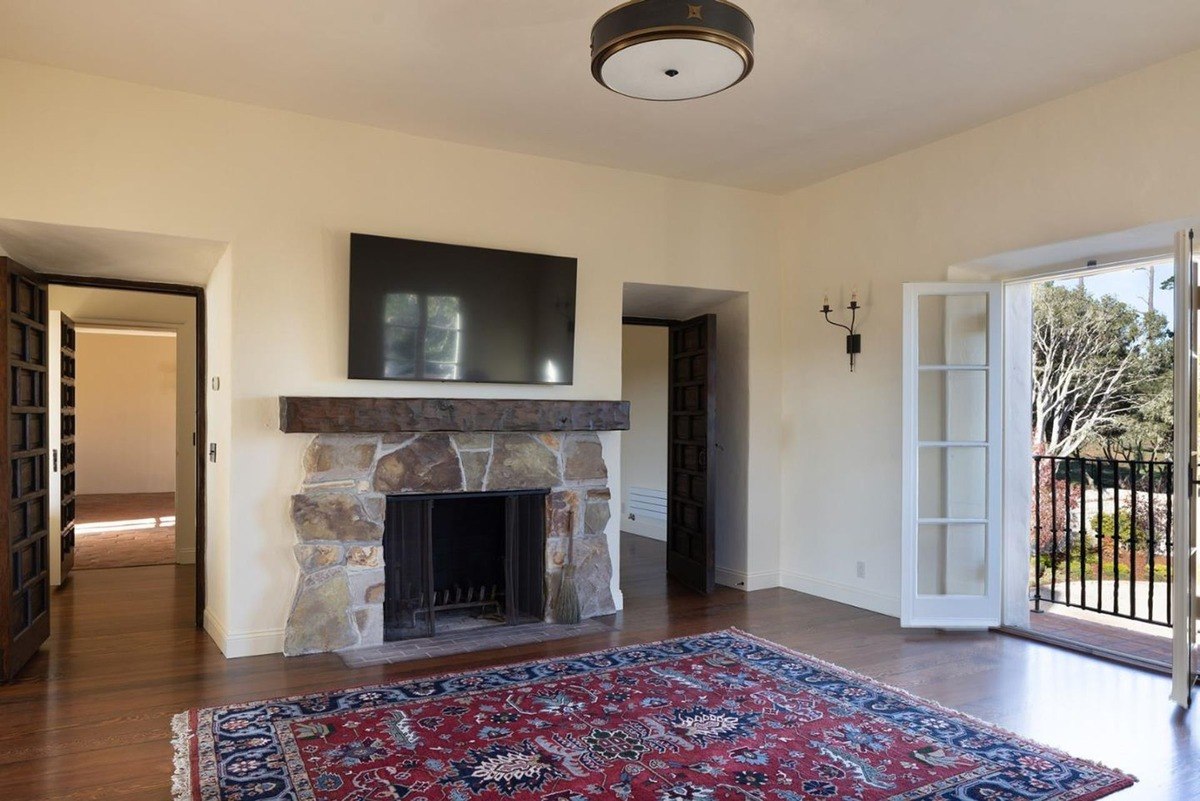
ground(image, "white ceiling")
xmin=2 ymin=1 xmax=1199 ymax=192
xmin=0 ymin=219 xmax=228 ymax=284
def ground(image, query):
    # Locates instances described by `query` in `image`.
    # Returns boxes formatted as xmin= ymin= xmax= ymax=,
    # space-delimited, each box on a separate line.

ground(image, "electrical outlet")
xmin=856 ymin=561 xmax=866 ymax=579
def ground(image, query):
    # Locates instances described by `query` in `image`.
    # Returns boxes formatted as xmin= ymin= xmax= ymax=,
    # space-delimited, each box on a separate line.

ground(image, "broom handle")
xmin=566 ymin=509 xmax=575 ymax=567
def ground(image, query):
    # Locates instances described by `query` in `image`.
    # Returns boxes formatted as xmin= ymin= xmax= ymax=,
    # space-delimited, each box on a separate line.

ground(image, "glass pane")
xmin=918 ymin=293 xmax=989 ymax=366
xmin=426 ymin=295 xmax=462 ymax=328
xmin=918 ymin=370 xmax=987 ymax=441
xmin=384 ymin=292 xmax=420 ymax=326
xmin=424 ymin=327 xmax=460 ymax=363
xmin=917 ymin=523 xmax=987 ymax=596
xmin=918 ymin=446 xmax=987 ymax=519
xmin=384 ymin=327 xmax=417 ymax=378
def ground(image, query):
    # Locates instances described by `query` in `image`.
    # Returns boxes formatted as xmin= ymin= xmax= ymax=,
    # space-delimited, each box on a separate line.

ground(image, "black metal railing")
xmin=1032 ymin=454 xmax=1173 ymax=627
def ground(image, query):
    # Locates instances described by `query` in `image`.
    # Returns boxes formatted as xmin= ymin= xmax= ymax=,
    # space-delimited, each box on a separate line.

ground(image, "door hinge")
xmin=52 ymin=448 xmax=58 ymax=472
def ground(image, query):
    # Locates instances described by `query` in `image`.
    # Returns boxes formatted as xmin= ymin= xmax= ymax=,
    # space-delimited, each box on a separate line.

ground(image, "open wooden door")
xmin=49 ymin=310 xmax=76 ymax=586
xmin=0 ymin=258 xmax=51 ymax=681
xmin=666 ymin=314 xmax=716 ymax=594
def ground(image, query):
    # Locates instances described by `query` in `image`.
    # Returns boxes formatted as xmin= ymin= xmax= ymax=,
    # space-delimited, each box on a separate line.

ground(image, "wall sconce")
xmin=820 ymin=291 xmax=862 ymax=372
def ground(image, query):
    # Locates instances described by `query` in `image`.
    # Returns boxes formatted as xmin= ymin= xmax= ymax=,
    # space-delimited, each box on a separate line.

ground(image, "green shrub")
xmin=1091 ymin=510 xmax=1147 ymax=548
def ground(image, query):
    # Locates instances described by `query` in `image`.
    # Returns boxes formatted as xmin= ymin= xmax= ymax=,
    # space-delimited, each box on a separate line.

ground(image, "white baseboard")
xmin=175 ymin=548 xmax=196 ymax=565
xmin=203 ymin=609 xmax=285 ymax=658
xmin=779 ymin=570 xmax=901 ymax=618
xmin=716 ymin=567 xmax=780 ymax=592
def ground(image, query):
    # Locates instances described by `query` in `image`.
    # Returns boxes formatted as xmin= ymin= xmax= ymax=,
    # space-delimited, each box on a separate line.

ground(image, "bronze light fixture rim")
xmin=590 ymin=29 xmax=755 ymax=101
xmin=592 ymin=0 xmax=756 ymax=31
xmin=590 ymin=1 xmax=756 ymax=102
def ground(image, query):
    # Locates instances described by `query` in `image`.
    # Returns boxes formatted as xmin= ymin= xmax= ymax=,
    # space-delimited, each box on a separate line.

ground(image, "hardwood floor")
xmin=73 ymin=493 xmax=177 ymax=569
xmin=0 ymin=532 xmax=1194 ymax=799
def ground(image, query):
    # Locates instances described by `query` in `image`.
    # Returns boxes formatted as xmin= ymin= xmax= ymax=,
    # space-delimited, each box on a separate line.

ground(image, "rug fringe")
xmin=723 ymin=627 xmax=1138 ymax=788
xmin=170 ymin=711 xmax=193 ymax=801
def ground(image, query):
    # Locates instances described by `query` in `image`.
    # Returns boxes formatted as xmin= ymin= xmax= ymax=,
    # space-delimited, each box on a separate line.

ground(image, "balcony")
xmin=1028 ymin=454 xmax=1178 ymax=669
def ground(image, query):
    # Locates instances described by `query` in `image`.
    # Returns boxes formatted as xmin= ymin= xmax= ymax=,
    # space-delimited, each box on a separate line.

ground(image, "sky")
xmin=1051 ymin=259 xmax=1175 ymax=329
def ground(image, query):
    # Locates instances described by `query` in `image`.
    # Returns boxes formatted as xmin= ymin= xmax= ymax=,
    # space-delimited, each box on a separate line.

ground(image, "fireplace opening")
xmin=383 ymin=489 xmax=547 ymax=641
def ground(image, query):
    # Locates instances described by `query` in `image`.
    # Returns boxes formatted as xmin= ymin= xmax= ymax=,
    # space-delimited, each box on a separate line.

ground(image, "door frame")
xmin=995 ymin=250 xmax=1197 ymax=694
xmin=41 ymin=272 xmax=207 ymax=628
xmin=621 ymin=314 xmax=718 ymax=592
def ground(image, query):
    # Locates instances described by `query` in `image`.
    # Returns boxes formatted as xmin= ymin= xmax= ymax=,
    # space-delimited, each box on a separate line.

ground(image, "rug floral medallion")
xmin=173 ymin=629 xmax=1134 ymax=800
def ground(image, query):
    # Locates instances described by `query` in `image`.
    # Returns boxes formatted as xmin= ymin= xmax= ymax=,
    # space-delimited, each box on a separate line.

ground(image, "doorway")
xmin=1010 ymin=257 xmax=1183 ymax=669
xmin=0 ymin=262 xmax=207 ymax=681
xmin=43 ymin=279 xmax=204 ymax=609
xmin=618 ymin=282 xmax=749 ymax=600
xmin=901 ymin=225 xmax=1197 ymax=707
xmin=69 ymin=326 xmax=180 ymax=569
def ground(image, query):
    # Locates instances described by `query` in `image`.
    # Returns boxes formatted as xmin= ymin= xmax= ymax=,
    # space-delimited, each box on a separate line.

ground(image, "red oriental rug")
xmin=171 ymin=629 xmax=1134 ymax=800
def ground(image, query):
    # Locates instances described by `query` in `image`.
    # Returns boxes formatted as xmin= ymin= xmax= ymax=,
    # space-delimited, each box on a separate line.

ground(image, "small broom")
xmin=553 ymin=515 xmax=581 ymax=625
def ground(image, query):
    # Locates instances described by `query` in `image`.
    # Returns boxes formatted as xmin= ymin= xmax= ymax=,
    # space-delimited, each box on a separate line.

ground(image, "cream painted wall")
xmin=75 ymin=331 xmax=176 ymax=494
xmin=620 ymin=325 xmax=668 ymax=542
xmin=11 ymin=41 xmax=1200 ymax=650
xmin=779 ymin=48 xmax=1200 ymax=616
xmin=0 ymin=58 xmax=783 ymax=655
xmin=48 ymin=286 xmax=198 ymax=564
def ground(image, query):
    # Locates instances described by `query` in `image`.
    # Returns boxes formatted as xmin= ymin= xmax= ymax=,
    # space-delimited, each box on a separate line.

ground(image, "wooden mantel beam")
xmin=279 ymin=397 xmax=631 ymax=434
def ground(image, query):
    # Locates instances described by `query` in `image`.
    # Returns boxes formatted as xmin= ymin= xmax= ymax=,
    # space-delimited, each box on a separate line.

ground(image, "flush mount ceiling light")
xmin=591 ymin=0 xmax=755 ymax=101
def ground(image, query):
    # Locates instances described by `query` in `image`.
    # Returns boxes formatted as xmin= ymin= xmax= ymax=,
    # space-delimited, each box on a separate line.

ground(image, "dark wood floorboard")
xmin=0 ymin=532 xmax=1192 ymax=799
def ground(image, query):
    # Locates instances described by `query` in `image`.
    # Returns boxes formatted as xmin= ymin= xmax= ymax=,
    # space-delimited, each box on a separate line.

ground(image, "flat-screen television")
xmin=348 ymin=233 xmax=577 ymax=384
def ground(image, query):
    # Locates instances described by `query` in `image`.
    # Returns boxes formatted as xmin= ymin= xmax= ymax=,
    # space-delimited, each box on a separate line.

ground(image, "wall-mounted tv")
xmin=348 ymin=233 xmax=577 ymax=384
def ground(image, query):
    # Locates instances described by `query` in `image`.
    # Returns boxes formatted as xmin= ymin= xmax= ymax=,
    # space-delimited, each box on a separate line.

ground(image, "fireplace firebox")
xmin=384 ymin=490 xmax=547 ymax=641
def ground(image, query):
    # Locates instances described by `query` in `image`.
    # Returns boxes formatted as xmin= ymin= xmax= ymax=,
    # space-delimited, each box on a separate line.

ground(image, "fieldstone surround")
xmin=283 ymin=431 xmax=615 ymax=656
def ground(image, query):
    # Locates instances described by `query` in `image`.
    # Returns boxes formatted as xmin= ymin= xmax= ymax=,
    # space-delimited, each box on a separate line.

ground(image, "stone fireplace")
xmin=280 ymin=398 xmax=629 ymax=656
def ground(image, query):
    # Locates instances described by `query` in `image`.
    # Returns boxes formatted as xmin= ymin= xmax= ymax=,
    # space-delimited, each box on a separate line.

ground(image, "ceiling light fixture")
xmin=591 ymin=0 xmax=755 ymax=101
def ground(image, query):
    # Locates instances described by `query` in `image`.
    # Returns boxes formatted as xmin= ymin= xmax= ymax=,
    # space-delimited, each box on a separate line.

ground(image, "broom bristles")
xmin=553 ymin=564 xmax=581 ymax=625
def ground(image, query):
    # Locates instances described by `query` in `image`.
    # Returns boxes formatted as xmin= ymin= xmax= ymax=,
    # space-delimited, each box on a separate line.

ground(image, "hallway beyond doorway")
xmin=74 ymin=492 xmax=176 ymax=569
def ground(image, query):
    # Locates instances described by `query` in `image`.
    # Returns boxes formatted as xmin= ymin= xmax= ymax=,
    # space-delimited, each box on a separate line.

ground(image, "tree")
xmin=1032 ymin=283 xmax=1172 ymax=457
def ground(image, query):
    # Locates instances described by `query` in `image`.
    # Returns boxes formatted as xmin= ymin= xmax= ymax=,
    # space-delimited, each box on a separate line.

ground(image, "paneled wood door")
xmin=0 ymin=258 xmax=50 ymax=681
xmin=49 ymin=310 xmax=76 ymax=585
xmin=666 ymin=314 xmax=716 ymax=594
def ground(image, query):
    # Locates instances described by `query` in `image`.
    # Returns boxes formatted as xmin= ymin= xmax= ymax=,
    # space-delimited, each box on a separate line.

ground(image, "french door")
xmin=1171 ymin=228 xmax=1197 ymax=708
xmin=901 ymin=283 xmax=1002 ymax=628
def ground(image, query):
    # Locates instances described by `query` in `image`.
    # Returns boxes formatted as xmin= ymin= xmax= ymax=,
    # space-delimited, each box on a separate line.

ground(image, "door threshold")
xmin=996 ymin=625 xmax=1169 ymax=676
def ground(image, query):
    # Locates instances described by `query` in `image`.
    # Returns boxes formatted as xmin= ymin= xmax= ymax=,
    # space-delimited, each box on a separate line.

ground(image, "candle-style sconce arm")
xmin=820 ymin=300 xmax=862 ymax=372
